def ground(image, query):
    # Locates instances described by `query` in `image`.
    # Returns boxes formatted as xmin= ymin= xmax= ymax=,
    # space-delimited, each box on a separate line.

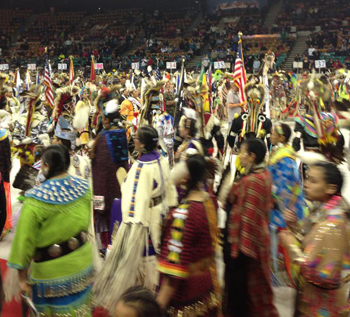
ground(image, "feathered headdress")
xmin=92 ymin=84 xmax=122 ymax=129
xmin=245 ymin=82 xmax=265 ymax=107
xmin=52 ymin=86 xmax=80 ymax=124
xmin=139 ymin=79 xmax=168 ymax=125
xmin=299 ymin=72 xmax=344 ymax=163
xmin=0 ymin=73 xmax=8 ymax=109
xmin=20 ymin=85 xmax=43 ymax=136
xmin=241 ymin=82 xmax=266 ymax=138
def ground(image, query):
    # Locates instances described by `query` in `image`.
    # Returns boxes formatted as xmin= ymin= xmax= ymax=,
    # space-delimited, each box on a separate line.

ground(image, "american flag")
xmin=44 ymin=56 xmax=54 ymax=108
xmin=233 ymin=36 xmax=247 ymax=103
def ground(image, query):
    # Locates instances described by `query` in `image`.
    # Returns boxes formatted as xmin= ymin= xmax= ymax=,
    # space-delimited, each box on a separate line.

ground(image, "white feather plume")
xmin=296 ymin=151 xmax=327 ymax=165
xmin=73 ymin=101 xmax=90 ymax=129
xmin=38 ymin=133 xmax=50 ymax=147
xmin=22 ymin=137 xmax=32 ymax=145
xmin=104 ymin=99 xmax=119 ymax=115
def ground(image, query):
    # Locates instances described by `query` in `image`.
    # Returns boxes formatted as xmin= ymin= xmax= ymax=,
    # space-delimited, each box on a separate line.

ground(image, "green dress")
xmin=8 ymin=175 xmax=93 ymax=316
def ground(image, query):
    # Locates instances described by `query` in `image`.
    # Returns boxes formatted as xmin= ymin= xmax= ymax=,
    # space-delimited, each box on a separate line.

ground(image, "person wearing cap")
xmin=226 ymin=80 xmax=243 ymax=128
xmin=51 ymin=116 xmax=91 ymax=185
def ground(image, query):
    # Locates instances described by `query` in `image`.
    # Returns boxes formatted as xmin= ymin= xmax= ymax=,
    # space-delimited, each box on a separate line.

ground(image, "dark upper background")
xmin=1 ymin=0 xmax=207 ymax=12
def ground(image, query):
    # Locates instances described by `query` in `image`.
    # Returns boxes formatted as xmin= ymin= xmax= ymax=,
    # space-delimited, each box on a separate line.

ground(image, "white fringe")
xmin=88 ymin=201 xmax=102 ymax=274
xmin=217 ymin=167 xmax=233 ymax=205
xmin=3 ymin=268 xmax=21 ymax=303
xmin=92 ymin=223 xmax=148 ymax=315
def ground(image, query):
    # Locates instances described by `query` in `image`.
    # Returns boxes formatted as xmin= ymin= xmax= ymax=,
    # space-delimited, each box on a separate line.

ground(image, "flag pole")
xmin=69 ymin=55 xmax=74 ymax=86
xmin=198 ymin=60 xmax=205 ymax=138
xmin=90 ymin=55 xmax=96 ymax=81
xmin=174 ymin=57 xmax=185 ymax=132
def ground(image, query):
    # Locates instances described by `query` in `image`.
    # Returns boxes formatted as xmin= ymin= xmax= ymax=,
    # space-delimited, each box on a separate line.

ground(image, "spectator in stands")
xmin=340 ymin=42 xmax=348 ymax=55
xmin=280 ymin=30 xmax=287 ymax=43
xmin=303 ymin=55 xmax=309 ymax=70
xmin=327 ymin=58 xmax=334 ymax=69
xmin=333 ymin=59 xmax=342 ymax=70
xmin=308 ymin=46 xmax=315 ymax=58
xmin=345 ymin=55 xmax=350 ymax=69
xmin=141 ymin=58 xmax=148 ymax=70
xmin=309 ymin=60 xmax=315 ymax=70
xmin=20 ymin=40 xmax=29 ymax=51
xmin=188 ymin=47 xmax=194 ymax=58
xmin=211 ymin=49 xmax=218 ymax=60
xmin=253 ymin=57 xmax=261 ymax=74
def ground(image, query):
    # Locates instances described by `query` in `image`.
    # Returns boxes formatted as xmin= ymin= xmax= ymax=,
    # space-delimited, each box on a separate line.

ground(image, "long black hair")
xmin=181 ymin=116 xmax=197 ymax=138
xmin=185 ymin=154 xmax=206 ymax=193
xmin=57 ymin=131 xmax=72 ymax=151
xmin=312 ymin=161 xmax=343 ymax=195
xmin=118 ymin=286 xmax=162 ymax=317
xmin=242 ymin=138 xmax=267 ymax=164
xmin=105 ymin=109 xmax=122 ymax=128
xmin=276 ymin=123 xmax=292 ymax=143
xmin=137 ymin=126 xmax=159 ymax=153
xmin=41 ymin=145 xmax=70 ymax=179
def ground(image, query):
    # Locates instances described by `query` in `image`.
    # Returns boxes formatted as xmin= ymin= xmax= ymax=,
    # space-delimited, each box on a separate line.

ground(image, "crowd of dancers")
xmin=0 ymin=55 xmax=350 ymax=317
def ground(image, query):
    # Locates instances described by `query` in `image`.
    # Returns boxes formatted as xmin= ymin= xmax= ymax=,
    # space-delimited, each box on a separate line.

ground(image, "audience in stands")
xmin=1 ymin=1 xmax=348 ymax=73
xmin=275 ymin=0 xmax=350 ymax=33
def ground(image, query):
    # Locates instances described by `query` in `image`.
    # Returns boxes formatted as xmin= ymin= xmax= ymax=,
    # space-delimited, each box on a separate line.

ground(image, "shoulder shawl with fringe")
xmin=93 ymin=151 xmax=178 ymax=314
xmin=295 ymin=113 xmax=338 ymax=139
xmin=7 ymin=176 xmax=93 ymax=299
xmin=269 ymin=144 xmax=296 ymax=166
xmin=289 ymin=195 xmax=350 ymax=315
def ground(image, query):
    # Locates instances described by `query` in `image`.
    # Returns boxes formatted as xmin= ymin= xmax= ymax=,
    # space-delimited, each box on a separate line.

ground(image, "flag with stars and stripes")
xmin=44 ymin=56 xmax=54 ymax=109
xmin=233 ymin=37 xmax=247 ymax=103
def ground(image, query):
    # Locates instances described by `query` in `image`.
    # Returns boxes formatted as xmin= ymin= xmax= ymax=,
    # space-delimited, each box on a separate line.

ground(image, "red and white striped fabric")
xmin=233 ymin=38 xmax=247 ymax=103
xmin=44 ymin=58 xmax=54 ymax=108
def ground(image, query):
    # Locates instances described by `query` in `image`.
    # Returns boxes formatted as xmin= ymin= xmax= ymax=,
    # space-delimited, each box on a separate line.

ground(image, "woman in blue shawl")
xmin=268 ymin=122 xmax=305 ymax=287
